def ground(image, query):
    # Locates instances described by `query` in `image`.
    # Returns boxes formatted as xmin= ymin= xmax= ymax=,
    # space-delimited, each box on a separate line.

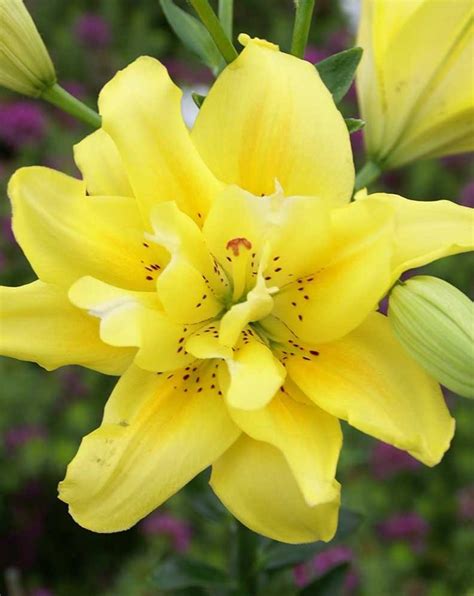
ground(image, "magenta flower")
xmin=371 ymin=440 xmax=421 ymax=479
xmin=378 ymin=512 xmax=429 ymax=552
xmin=0 ymin=102 xmax=46 ymax=150
xmin=4 ymin=424 xmax=46 ymax=452
xmin=456 ymin=486 xmax=474 ymax=522
xmin=140 ymin=511 xmax=192 ymax=553
xmin=294 ymin=546 xmax=358 ymax=592
xmin=74 ymin=14 xmax=111 ymax=49
xmin=460 ymin=181 xmax=474 ymax=208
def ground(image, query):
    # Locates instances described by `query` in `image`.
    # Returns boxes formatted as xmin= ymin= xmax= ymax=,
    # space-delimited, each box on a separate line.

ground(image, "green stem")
xmin=41 ymin=83 xmax=101 ymax=128
xmin=291 ymin=0 xmax=316 ymax=58
xmin=232 ymin=520 xmax=258 ymax=595
xmin=189 ymin=0 xmax=238 ymax=64
xmin=354 ymin=159 xmax=382 ymax=190
xmin=218 ymin=0 xmax=233 ymax=39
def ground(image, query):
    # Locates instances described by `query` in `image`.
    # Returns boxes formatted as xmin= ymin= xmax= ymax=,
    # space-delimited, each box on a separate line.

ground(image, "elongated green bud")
xmin=388 ymin=276 xmax=474 ymax=399
xmin=0 ymin=0 xmax=56 ymax=97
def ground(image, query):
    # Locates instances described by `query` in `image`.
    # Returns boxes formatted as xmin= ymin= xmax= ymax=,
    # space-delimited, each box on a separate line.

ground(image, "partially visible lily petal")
xmin=228 ymin=385 xmax=341 ymax=506
xmin=74 ymin=129 xmax=133 ymax=197
xmin=362 ymin=193 xmax=474 ymax=280
xmin=0 ymin=281 xmax=134 ymax=374
xmin=210 ymin=435 xmax=340 ymax=544
xmin=192 ymin=36 xmax=354 ymax=205
xmin=9 ymin=167 xmax=156 ymax=290
xmin=287 ymin=312 xmax=455 ymax=466
xmin=99 ymin=56 xmax=223 ymax=225
xmin=59 ymin=364 xmax=240 ymax=532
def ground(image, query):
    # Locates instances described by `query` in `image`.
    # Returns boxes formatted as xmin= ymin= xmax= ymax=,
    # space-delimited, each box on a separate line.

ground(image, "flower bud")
xmin=388 ymin=276 xmax=474 ymax=398
xmin=0 ymin=0 xmax=56 ymax=97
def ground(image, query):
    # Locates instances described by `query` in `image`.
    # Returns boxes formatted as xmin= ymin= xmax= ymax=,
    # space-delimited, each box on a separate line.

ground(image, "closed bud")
xmin=388 ymin=276 xmax=474 ymax=399
xmin=0 ymin=0 xmax=56 ymax=97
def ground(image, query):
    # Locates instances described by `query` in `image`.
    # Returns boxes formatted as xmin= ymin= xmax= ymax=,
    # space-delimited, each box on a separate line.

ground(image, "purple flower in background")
xmin=140 ymin=511 xmax=192 ymax=553
xmin=371 ymin=441 xmax=421 ymax=479
xmin=378 ymin=512 xmax=429 ymax=552
xmin=162 ymin=58 xmax=212 ymax=86
xmin=3 ymin=425 xmax=46 ymax=453
xmin=1 ymin=216 xmax=15 ymax=244
xmin=456 ymin=486 xmax=474 ymax=522
xmin=459 ymin=181 xmax=474 ymax=208
xmin=0 ymin=102 xmax=46 ymax=150
xmin=74 ymin=13 xmax=111 ymax=49
xmin=294 ymin=546 xmax=358 ymax=592
xmin=30 ymin=590 xmax=54 ymax=596
xmin=304 ymin=44 xmax=330 ymax=64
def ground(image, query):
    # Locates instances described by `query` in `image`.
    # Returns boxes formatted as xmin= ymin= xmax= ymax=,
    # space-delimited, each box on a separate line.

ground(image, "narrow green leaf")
xmin=152 ymin=557 xmax=233 ymax=590
xmin=315 ymin=47 xmax=363 ymax=103
xmin=258 ymin=508 xmax=362 ymax=572
xmin=192 ymin=92 xmax=206 ymax=108
xmin=159 ymin=0 xmax=224 ymax=74
xmin=300 ymin=562 xmax=350 ymax=596
xmin=345 ymin=117 xmax=365 ymax=133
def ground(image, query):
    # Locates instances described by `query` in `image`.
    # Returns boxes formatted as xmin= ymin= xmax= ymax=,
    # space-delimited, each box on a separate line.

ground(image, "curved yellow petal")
xmin=0 ymin=281 xmax=133 ymax=374
xmin=228 ymin=386 xmax=341 ymax=506
xmin=74 ymin=129 xmax=133 ymax=197
xmin=8 ymin=166 xmax=157 ymax=290
xmin=59 ymin=364 xmax=240 ymax=532
xmin=210 ymin=435 xmax=340 ymax=544
xmin=363 ymin=193 xmax=474 ymax=280
xmin=269 ymin=200 xmax=394 ymax=344
xmin=192 ymin=37 xmax=354 ymax=205
xmin=69 ymin=276 xmax=197 ymax=373
xmin=99 ymin=56 xmax=222 ymax=225
xmin=287 ymin=312 xmax=455 ymax=466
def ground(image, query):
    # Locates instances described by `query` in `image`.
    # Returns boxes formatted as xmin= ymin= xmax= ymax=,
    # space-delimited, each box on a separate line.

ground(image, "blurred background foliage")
xmin=0 ymin=1 xmax=473 ymax=595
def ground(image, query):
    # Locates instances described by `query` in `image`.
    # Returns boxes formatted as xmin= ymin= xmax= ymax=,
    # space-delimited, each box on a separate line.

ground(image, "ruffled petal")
xmin=9 ymin=166 xmax=156 ymax=290
xmin=210 ymin=435 xmax=340 ymax=544
xmin=99 ymin=56 xmax=223 ymax=224
xmin=59 ymin=364 xmax=240 ymax=532
xmin=0 ymin=281 xmax=133 ymax=374
xmin=362 ymin=193 xmax=474 ymax=280
xmin=228 ymin=384 xmax=341 ymax=506
xmin=192 ymin=37 xmax=354 ymax=205
xmin=74 ymin=129 xmax=133 ymax=197
xmin=287 ymin=312 xmax=455 ymax=466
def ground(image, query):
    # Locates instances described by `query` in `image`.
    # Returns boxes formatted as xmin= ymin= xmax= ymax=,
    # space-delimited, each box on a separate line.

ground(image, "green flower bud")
xmin=388 ymin=276 xmax=474 ymax=399
xmin=0 ymin=0 xmax=56 ymax=97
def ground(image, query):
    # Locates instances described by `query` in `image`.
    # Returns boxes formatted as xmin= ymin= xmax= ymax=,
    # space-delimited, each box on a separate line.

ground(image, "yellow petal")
xmin=192 ymin=37 xmax=354 ymax=205
xmin=99 ymin=56 xmax=222 ymax=224
xmin=358 ymin=0 xmax=474 ymax=166
xmin=69 ymin=276 xmax=197 ymax=372
xmin=74 ymin=129 xmax=133 ymax=197
xmin=268 ymin=200 xmax=394 ymax=344
xmin=0 ymin=281 xmax=133 ymax=374
xmin=228 ymin=386 xmax=341 ymax=506
xmin=287 ymin=312 xmax=455 ymax=466
xmin=223 ymin=332 xmax=286 ymax=410
xmin=8 ymin=166 xmax=157 ymax=290
xmin=59 ymin=364 xmax=240 ymax=532
xmin=210 ymin=435 xmax=340 ymax=544
xmin=363 ymin=193 xmax=474 ymax=280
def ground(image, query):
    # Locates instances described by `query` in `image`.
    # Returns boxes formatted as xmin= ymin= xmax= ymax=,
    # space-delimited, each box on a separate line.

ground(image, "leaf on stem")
xmin=152 ymin=557 xmax=235 ymax=590
xmin=345 ymin=118 xmax=365 ymax=133
xmin=315 ymin=47 xmax=363 ymax=104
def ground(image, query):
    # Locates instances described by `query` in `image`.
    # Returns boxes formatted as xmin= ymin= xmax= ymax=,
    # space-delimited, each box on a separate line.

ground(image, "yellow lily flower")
xmin=1 ymin=37 xmax=473 ymax=544
xmin=357 ymin=0 xmax=474 ymax=168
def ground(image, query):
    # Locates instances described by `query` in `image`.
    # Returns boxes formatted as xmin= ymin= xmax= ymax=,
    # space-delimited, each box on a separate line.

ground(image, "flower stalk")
xmin=232 ymin=520 xmax=259 ymax=595
xmin=354 ymin=159 xmax=382 ymax=190
xmin=42 ymin=84 xmax=101 ymax=129
xmin=291 ymin=0 xmax=316 ymax=58
xmin=188 ymin=0 xmax=238 ymax=64
xmin=218 ymin=0 xmax=233 ymax=39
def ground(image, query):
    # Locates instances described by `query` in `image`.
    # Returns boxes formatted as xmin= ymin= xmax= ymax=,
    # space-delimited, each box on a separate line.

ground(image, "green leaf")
xmin=345 ymin=118 xmax=365 ymax=133
xmin=159 ymin=0 xmax=224 ymax=74
xmin=152 ymin=557 xmax=234 ymax=590
xmin=300 ymin=562 xmax=350 ymax=596
xmin=192 ymin=92 xmax=206 ymax=108
xmin=258 ymin=508 xmax=362 ymax=572
xmin=315 ymin=47 xmax=363 ymax=104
